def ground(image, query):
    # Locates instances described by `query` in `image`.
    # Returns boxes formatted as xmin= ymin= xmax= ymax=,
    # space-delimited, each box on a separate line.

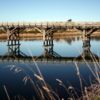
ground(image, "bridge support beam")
xmin=83 ymin=28 xmax=96 ymax=36
xmin=76 ymin=36 xmax=92 ymax=59
xmin=6 ymin=27 xmax=20 ymax=56
xmin=42 ymin=28 xmax=54 ymax=58
xmin=34 ymin=27 xmax=54 ymax=46
xmin=4 ymin=26 xmax=26 ymax=57
xmin=81 ymin=36 xmax=99 ymax=60
xmin=76 ymin=27 xmax=98 ymax=37
xmin=82 ymin=36 xmax=91 ymax=58
xmin=43 ymin=44 xmax=53 ymax=58
xmin=42 ymin=28 xmax=54 ymax=46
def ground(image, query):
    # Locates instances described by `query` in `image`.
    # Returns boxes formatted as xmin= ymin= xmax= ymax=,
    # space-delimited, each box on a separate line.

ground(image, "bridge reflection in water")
xmin=76 ymin=36 xmax=99 ymax=61
xmin=0 ymin=36 xmax=99 ymax=62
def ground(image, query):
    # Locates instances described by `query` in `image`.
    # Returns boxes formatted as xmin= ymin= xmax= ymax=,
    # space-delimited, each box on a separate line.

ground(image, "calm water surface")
xmin=0 ymin=37 xmax=100 ymax=100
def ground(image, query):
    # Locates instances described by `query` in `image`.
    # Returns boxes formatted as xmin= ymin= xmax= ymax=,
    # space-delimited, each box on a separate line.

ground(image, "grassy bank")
xmin=0 ymin=30 xmax=100 ymax=40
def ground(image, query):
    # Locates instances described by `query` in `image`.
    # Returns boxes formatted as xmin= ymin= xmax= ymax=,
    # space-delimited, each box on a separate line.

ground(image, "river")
xmin=0 ymin=36 xmax=100 ymax=100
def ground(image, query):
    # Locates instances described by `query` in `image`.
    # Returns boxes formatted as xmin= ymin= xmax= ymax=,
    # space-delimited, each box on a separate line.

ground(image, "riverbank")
xmin=0 ymin=31 xmax=100 ymax=40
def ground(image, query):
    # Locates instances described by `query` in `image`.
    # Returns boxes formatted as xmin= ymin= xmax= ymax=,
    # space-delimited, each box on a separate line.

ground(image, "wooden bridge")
xmin=0 ymin=21 xmax=100 ymax=47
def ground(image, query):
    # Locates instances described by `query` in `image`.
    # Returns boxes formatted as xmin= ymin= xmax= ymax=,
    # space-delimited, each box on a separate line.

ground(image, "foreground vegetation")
xmin=1 ymin=47 xmax=100 ymax=100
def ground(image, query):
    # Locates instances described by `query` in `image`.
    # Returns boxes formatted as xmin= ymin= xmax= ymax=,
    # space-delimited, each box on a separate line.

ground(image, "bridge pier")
xmin=42 ymin=28 xmax=54 ymax=57
xmin=82 ymin=36 xmax=91 ymax=58
xmin=33 ymin=27 xmax=54 ymax=46
xmin=6 ymin=27 xmax=20 ymax=56
xmin=4 ymin=26 xmax=25 ymax=57
xmin=43 ymin=42 xmax=61 ymax=59
xmin=76 ymin=36 xmax=93 ymax=60
xmin=42 ymin=28 xmax=54 ymax=46
xmin=76 ymin=27 xmax=98 ymax=37
xmin=43 ymin=44 xmax=53 ymax=58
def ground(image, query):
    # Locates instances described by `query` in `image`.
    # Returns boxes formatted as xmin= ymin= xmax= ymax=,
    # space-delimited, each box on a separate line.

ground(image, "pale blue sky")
xmin=0 ymin=0 xmax=100 ymax=22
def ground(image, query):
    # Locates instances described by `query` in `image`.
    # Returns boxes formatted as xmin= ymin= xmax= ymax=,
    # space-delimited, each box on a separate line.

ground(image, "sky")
xmin=0 ymin=0 xmax=100 ymax=22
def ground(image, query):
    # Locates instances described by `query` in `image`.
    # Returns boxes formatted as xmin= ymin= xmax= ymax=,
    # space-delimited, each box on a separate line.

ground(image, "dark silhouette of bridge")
xmin=76 ymin=37 xmax=99 ymax=61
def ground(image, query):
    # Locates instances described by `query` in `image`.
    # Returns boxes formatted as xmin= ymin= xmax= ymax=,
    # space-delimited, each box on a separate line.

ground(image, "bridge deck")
xmin=0 ymin=22 xmax=100 ymax=27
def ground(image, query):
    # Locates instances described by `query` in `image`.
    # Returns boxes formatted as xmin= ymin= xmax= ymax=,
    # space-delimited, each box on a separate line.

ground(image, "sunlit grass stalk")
xmin=74 ymin=62 xmax=84 ymax=99
xmin=36 ymin=85 xmax=45 ymax=100
xmin=91 ymin=50 xmax=100 ymax=70
xmin=84 ymin=87 xmax=89 ymax=100
xmin=56 ymin=79 xmax=69 ymax=92
xmin=46 ymin=83 xmax=60 ymax=100
xmin=56 ymin=79 xmax=79 ymax=99
xmin=89 ymin=52 xmax=100 ymax=83
xmin=26 ymin=47 xmax=58 ymax=100
xmin=3 ymin=85 xmax=10 ymax=100
xmin=29 ymin=77 xmax=46 ymax=100
xmin=7 ymin=64 xmax=44 ymax=100
xmin=77 ymin=48 xmax=98 ymax=81
xmin=26 ymin=46 xmax=46 ymax=85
